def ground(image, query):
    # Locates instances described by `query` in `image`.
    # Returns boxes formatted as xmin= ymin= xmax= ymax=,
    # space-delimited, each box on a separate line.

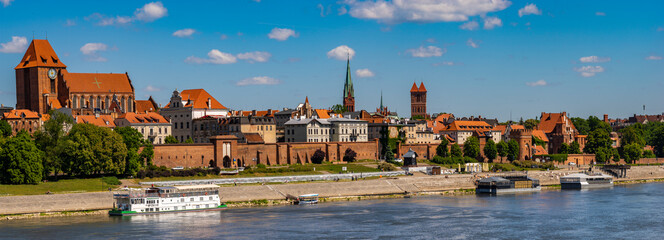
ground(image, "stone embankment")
xmin=3 ymin=165 xmax=664 ymax=217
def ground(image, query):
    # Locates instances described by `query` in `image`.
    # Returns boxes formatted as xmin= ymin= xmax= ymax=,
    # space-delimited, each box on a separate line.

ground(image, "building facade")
xmin=2 ymin=109 xmax=46 ymax=135
xmin=284 ymin=117 xmax=368 ymax=143
xmin=115 ymin=112 xmax=172 ymax=144
xmin=440 ymin=120 xmax=501 ymax=145
xmin=160 ymin=89 xmax=229 ymax=143
xmin=219 ymin=116 xmax=276 ymax=144
xmin=538 ymin=112 xmax=578 ymax=154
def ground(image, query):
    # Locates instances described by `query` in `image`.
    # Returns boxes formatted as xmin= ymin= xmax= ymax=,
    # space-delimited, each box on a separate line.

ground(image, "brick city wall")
xmin=153 ymin=140 xmax=383 ymax=168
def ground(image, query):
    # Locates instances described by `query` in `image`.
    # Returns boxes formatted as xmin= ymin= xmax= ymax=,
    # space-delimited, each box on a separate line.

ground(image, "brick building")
xmin=15 ymin=39 xmax=135 ymax=115
xmin=115 ymin=112 xmax=172 ymax=144
xmin=160 ymin=89 xmax=229 ymax=143
xmin=2 ymin=109 xmax=47 ymax=135
xmin=219 ymin=115 xmax=277 ymax=144
xmin=342 ymin=58 xmax=355 ymax=112
xmin=538 ymin=112 xmax=578 ymax=154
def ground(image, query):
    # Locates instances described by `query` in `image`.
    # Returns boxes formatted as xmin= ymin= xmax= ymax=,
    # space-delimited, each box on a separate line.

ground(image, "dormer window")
xmin=51 ymin=57 xmax=58 ymax=64
xmin=41 ymin=57 xmax=47 ymax=64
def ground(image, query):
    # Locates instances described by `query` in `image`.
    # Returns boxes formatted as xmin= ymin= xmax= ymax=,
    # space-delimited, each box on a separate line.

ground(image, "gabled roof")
xmin=410 ymin=82 xmax=419 ymax=92
xmin=48 ymin=99 xmax=62 ymax=109
xmin=135 ymin=97 xmax=158 ymax=113
xmin=314 ymin=109 xmax=331 ymax=119
xmin=418 ymin=82 xmax=427 ymax=92
xmin=75 ymin=115 xmax=116 ymax=128
xmin=3 ymin=109 xmax=41 ymax=119
xmin=443 ymin=120 xmax=494 ymax=131
xmin=243 ymin=133 xmax=265 ymax=144
xmin=534 ymin=145 xmax=547 ymax=155
xmin=532 ymin=130 xmax=549 ymax=142
xmin=15 ymin=39 xmax=67 ymax=69
xmin=62 ymin=70 xmax=134 ymax=93
xmin=164 ymin=89 xmax=227 ymax=110
xmin=538 ymin=112 xmax=576 ymax=134
xmin=116 ymin=112 xmax=169 ymax=124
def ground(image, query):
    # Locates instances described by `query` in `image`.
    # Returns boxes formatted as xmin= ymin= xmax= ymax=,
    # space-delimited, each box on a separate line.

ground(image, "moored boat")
xmin=295 ymin=194 xmax=319 ymax=205
xmin=476 ymin=175 xmax=541 ymax=194
xmin=560 ymin=173 xmax=613 ymax=189
xmin=109 ymin=184 xmax=226 ymax=216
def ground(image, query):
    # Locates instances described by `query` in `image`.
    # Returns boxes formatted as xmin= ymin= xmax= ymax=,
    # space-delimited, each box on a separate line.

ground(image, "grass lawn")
xmin=0 ymin=178 xmax=115 ymax=196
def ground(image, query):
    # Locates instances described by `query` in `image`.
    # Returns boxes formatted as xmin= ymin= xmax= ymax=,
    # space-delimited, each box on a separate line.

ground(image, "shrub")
xmin=343 ymin=148 xmax=357 ymax=162
xmin=377 ymin=162 xmax=397 ymax=171
xmin=311 ymin=149 xmax=326 ymax=164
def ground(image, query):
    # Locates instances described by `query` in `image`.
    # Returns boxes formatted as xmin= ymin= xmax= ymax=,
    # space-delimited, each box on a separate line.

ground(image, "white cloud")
xmin=645 ymin=55 xmax=662 ymax=60
xmin=432 ymin=61 xmax=459 ymax=66
xmin=483 ymin=16 xmax=502 ymax=29
xmin=89 ymin=2 xmax=167 ymax=26
xmin=466 ymin=38 xmax=479 ymax=48
xmin=1 ymin=0 xmax=13 ymax=7
xmin=327 ymin=45 xmax=355 ymax=60
xmin=596 ymin=12 xmax=606 ymax=16
xmin=185 ymin=49 xmax=237 ymax=64
xmin=268 ymin=28 xmax=298 ymax=41
xmin=344 ymin=0 xmax=511 ymax=24
xmin=526 ymin=80 xmax=547 ymax=87
xmin=0 ymin=36 xmax=27 ymax=53
xmin=406 ymin=46 xmax=445 ymax=58
xmin=65 ymin=19 xmax=77 ymax=26
xmin=220 ymin=34 xmax=228 ymax=40
xmin=355 ymin=68 xmax=375 ymax=77
xmin=80 ymin=43 xmax=108 ymax=62
xmin=172 ymin=28 xmax=196 ymax=38
xmin=338 ymin=6 xmax=348 ymax=15
xmin=518 ymin=3 xmax=541 ymax=17
xmin=459 ymin=21 xmax=479 ymax=30
xmin=144 ymin=85 xmax=161 ymax=92
xmin=579 ymin=56 xmax=611 ymax=63
xmin=236 ymin=51 xmax=272 ymax=63
xmin=134 ymin=1 xmax=168 ymax=22
xmin=236 ymin=76 xmax=281 ymax=86
xmin=574 ymin=66 xmax=605 ymax=77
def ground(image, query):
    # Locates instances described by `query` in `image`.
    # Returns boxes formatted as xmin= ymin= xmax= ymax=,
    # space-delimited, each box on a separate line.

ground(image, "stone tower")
xmin=14 ymin=39 xmax=67 ymax=114
xmin=342 ymin=57 xmax=355 ymax=112
xmin=410 ymin=82 xmax=427 ymax=118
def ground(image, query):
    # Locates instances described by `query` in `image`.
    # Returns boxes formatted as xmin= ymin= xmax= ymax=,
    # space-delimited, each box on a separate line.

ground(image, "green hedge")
xmin=431 ymin=156 xmax=478 ymax=165
xmin=534 ymin=154 xmax=568 ymax=163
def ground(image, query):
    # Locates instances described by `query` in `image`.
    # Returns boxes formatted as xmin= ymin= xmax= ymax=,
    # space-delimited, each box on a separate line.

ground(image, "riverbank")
xmin=3 ymin=165 xmax=664 ymax=220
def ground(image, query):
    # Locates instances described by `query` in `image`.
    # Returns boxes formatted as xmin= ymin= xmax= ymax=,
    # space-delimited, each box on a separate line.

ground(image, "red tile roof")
xmin=538 ymin=112 xmax=576 ymax=134
xmin=410 ymin=82 xmax=419 ymax=92
xmin=534 ymin=145 xmax=547 ymax=155
xmin=164 ymin=89 xmax=227 ymax=110
xmin=75 ymin=115 xmax=116 ymax=128
xmin=15 ymin=39 xmax=67 ymax=69
xmin=315 ymin=109 xmax=331 ymax=119
xmin=244 ymin=133 xmax=265 ymax=144
xmin=116 ymin=112 xmax=169 ymax=124
xmin=443 ymin=121 xmax=493 ymax=131
xmin=532 ymin=130 xmax=549 ymax=142
xmin=3 ymin=109 xmax=41 ymax=120
xmin=62 ymin=70 xmax=134 ymax=93
xmin=418 ymin=82 xmax=427 ymax=92
xmin=135 ymin=98 xmax=158 ymax=113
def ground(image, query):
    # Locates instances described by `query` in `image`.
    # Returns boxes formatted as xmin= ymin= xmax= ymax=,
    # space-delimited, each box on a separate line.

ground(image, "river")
xmin=2 ymin=183 xmax=664 ymax=239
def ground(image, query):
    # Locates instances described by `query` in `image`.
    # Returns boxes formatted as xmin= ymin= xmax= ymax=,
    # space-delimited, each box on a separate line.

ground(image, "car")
xmin=568 ymin=162 xmax=576 ymax=166
xmin=172 ymin=166 xmax=184 ymax=170
xmin=394 ymin=159 xmax=403 ymax=163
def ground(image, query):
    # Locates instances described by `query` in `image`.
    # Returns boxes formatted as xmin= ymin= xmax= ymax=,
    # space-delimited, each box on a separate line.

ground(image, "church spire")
xmin=343 ymin=56 xmax=353 ymax=98
xmin=380 ymin=91 xmax=383 ymax=109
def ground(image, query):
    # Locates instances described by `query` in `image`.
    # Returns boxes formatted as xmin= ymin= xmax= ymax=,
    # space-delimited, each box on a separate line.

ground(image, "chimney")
xmin=207 ymin=98 xmax=211 ymax=109
xmin=267 ymin=109 xmax=272 ymax=115
xmin=252 ymin=110 xmax=257 ymax=116
xmin=238 ymin=110 xmax=243 ymax=116
xmin=603 ymin=114 xmax=609 ymax=122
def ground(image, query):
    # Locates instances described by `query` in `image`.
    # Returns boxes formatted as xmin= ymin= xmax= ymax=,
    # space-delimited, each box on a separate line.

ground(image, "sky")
xmin=0 ymin=0 xmax=662 ymax=121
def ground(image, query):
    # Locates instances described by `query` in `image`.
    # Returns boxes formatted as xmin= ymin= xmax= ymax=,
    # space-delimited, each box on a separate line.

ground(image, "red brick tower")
xmin=14 ymin=39 xmax=67 ymax=114
xmin=410 ymin=82 xmax=427 ymax=118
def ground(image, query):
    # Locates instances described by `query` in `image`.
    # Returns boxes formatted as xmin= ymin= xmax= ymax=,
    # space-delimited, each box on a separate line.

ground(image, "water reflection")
xmin=2 ymin=183 xmax=664 ymax=239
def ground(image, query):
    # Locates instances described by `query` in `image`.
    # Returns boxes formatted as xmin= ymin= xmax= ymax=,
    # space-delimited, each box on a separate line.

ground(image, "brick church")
xmin=14 ymin=39 xmax=135 ymax=115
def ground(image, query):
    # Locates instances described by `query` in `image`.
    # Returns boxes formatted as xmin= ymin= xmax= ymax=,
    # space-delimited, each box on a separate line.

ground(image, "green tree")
xmin=311 ymin=149 xmax=326 ymax=164
xmin=164 ymin=135 xmax=178 ymax=144
xmin=650 ymin=125 xmax=664 ymax=157
xmin=331 ymin=104 xmax=346 ymax=114
xmin=115 ymin=127 xmax=145 ymax=176
xmin=384 ymin=144 xmax=395 ymax=162
xmin=524 ymin=119 xmax=540 ymax=130
xmin=463 ymin=136 xmax=480 ymax=159
xmin=611 ymin=148 xmax=621 ymax=163
xmin=0 ymin=131 xmax=43 ymax=184
xmin=643 ymin=150 xmax=656 ymax=158
xmin=140 ymin=143 xmax=154 ymax=167
xmin=532 ymin=136 xmax=546 ymax=147
xmin=483 ymin=139 xmax=498 ymax=162
xmin=620 ymin=127 xmax=645 ymax=147
xmin=558 ymin=143 xmax=569 ymax=154
xmin=343 ymin=148 xmax=357 ymax=162
xmin=185 ymin=137 xmax=194 ymax=144
xmin=571 ymin=117 xmax=589 ymax=135
xmin=60 ymin=124 xmax=127 ymax=176
xmin=450 ymin=143 xmax=462 ymax=158
xmin=0 ymin=120 xmax=11 ymax=137
xmin=33 ymin=110 xmax=74 ymax=178
xmin=497 ymin=141 xmax=508 ymax=159
xmin=436 ymin=137 xmax=449 ymax=157
xmin=594 ymin=147 xmax=611 ymax=163
xmin=584 ymin=129 xmax=612 ymax=154
xmin=507 ymin=139 xmax=519 ymax=161
xmin=622 ymin=143 xmax=642 ymax=164
xmin=569 ymin=141 xmax=582 ymax=154
xmin=588 ymin=116 xmax=611 ymax=133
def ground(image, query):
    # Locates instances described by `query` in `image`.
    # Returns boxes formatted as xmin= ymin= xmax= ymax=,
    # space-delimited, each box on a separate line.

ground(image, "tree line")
xmin=0 ymin=111 xmax=153 ymax=185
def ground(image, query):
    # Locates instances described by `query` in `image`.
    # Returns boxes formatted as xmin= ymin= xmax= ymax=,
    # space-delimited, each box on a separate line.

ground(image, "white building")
xmin=160 ymin=89 xmax=229 ymax=143
xmin=114 ymin=112 xmax=172 ymax=144
xmin=440 ymin=120 xmax=501 ymax=144
xmin=284 ymin=117 xmax=368 ymax=143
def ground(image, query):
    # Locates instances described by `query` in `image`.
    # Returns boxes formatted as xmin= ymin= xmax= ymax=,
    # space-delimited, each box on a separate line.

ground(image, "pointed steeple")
xmin=410 ymin=82 xmax=419 ymax=92
xmin=305 ymin=96 xmax=309 ymax=104
xmin=379 ymin=91 xmax=384 ymax=109
xmin=419 ymin=82 xmax=427 ymax=92
xmin=343 ymin=56 xmax=354 ymax=98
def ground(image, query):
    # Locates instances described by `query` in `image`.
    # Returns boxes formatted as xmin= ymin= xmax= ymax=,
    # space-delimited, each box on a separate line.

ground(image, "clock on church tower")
xmin=14 ymin=39 xmax=67 ymax=114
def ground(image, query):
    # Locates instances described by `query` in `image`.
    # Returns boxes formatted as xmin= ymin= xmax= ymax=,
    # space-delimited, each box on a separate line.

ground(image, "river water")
xmin=2 ymin=183 xmax=664 ymax=239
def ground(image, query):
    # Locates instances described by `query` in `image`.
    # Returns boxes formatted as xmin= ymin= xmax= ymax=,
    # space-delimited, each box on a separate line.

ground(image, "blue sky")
xmin=0 ymin=0 xmax=662 ymax=120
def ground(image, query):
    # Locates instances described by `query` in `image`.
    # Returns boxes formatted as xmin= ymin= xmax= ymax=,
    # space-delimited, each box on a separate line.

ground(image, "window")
xmin=187 ymin=122 xmax=190 ymax=129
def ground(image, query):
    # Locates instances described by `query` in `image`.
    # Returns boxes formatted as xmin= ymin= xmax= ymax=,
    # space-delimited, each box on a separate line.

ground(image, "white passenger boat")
xmin=109 ymin=184 xmax=226 ymax=216
xmin=476 ymin=175 xmax=541 ymax=194
xmin=560 ymin=173 xmax=613 ymax=189
xmin=295 ymin=194 xmax=319 ymax=205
